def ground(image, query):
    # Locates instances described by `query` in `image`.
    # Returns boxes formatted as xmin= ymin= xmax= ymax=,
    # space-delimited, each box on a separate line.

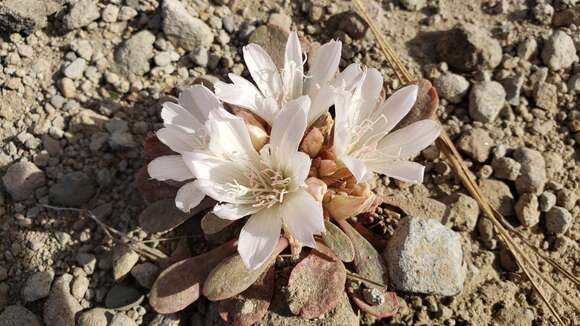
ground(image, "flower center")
xmin=225 ymin=166 xmax=291 ymax=209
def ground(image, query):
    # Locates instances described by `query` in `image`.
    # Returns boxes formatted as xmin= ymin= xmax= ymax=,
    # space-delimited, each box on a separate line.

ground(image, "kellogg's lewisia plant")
xmin=137 ymin=31 xmax=442 ymax=322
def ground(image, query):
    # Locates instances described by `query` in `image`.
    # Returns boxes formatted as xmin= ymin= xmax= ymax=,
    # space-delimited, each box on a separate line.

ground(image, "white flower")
xmin=184 ymin=96 xmax=324 ymax=270
xmin=215 ymin=32 xmax=342 ymax=126
xmin=147 ymin=85 xmax=227 ymax=212
xmin=333 ymin=68 xmax=442 ymax=184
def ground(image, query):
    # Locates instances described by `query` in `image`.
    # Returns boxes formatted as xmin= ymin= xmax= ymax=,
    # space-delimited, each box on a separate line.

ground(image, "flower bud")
xmin=300 ymin=127 xmax=324 ymax=157
xmin=318 ymin=159 xmax=337 ymax=177
xmin=304 ymin=177 xmax=328 ymax=202
xmin=325 ymin=191 xmax=377 ymax=221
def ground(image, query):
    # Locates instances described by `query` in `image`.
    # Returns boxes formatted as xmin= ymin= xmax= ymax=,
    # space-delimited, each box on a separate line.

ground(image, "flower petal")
xmin=379 ymin=85 xmax=419 ymax=133
xmin=378 ymin=119 xmax=442 ymax=158
xmin=206 ymin=111 xmax=259 ymax=160
xmin=148 ymin=155 xmax=193 ymax=182
xmin=282 ymin=189 xmax=325 ymax=248
xmin=161 ymin=102 xmax=205 ymax=133
xmin=270 ymin=96 xmax=309 ymax=158
xmin=238 ymin=207 xmax=282 ymax=270
xmin=308 ymin=84 xmax=335 ymax=126
xmin=306 ymin=39 xmax=342 ymax=96
xmin=332 ymin=89 xmax=354 ymax=156
xmin=175 ymin=180 xmax=205 ymax=212
xmin=156 ymin=127 xmax=205 ymax=153
xmin=213 ymin=203 xmax=261 ymax=221
xmin=341 ymin=155 xmax=368 ymax=183
xmin=283 ymin=31 xmax=304 ymax=100
xmin=178 ymin=85 xmax=220 ymax=123
xmin=367 ymin=160 xmax=425 ymax=184
xmin=354 ymin=68 xmax=383 ymax=122
xmin=332 ymin=63 xmax=363 ymax=91
xmin=287 ymin=151 xmax=311 ymax=189
xmin=243 ymin=44 xmax=283 ymax=99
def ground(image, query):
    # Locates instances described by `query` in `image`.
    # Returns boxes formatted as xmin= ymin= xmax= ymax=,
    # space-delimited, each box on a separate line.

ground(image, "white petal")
xmin=213 ymin=203 xmax=261 ymax=221
xmin=178 ymin=85 xmax=220 ymax=123
xmin=243 ymin=44 xmax=283 ymax=99
xmin=181 ymin=151 xmax=242 ymax=183
xmin=283 ymin=31 xmax=304 ymax=100
xmin=354 ymin=68 xmax=383 ymax=122
xmin=238 ymin=207 xmax=282 ymax=270
xmin=332 ymin=63 xmax=363 ymax=91
xmin=161 ymin=102 xmax=205 ymax=133
xmin=215 ymin=76 xmax=259 ymax=110
xmin=378 ymin=119 xmax=442 ymax=157
xmin=206 ymin=111 xmax=259 ymax=160
xmin=281 ymin=189 xmax=325 ymax=248
xmin=332 ymin=89 xmax=354 ymax=155
xmin=341 ymin=155 xmax=368 ymax=183
xmin=379 ymin=85 xmax=419 ymax=133
xmin=147 ymin=155 xmax=193 ymax=182
xmin=156 ymin=127 xmax=204 ymax=153
xmin=287 ymin=151 xmax=311 ymax=189
xmin=306 ymin=39 xmax=342 ymax=96
xmin=308 ymin=84 xmax=335 ymax=126
xmin=270 ymin=96 xmax=309 ymax=158
xmin=367 ymin=160 xmax=425 ymax=184
xmin=175 ymin=180 xmax=205 ymax=212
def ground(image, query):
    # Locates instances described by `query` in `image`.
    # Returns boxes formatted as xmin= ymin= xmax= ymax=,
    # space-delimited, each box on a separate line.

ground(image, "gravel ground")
xmin=0 ymin=0 xmax=578 ymax=325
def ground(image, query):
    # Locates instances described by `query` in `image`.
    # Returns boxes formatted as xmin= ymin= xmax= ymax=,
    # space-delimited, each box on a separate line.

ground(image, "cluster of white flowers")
xmin=148 ymin=32 xmax=442 ymax=270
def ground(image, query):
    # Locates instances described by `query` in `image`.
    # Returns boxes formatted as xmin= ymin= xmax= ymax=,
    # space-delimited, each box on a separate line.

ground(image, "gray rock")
xmin=49 ymin=171 xmax=96 ymax=207
xmin=492 ymin=157 xmax=521 ymax=181
xmin=0 ymin=0 xmax=61 ymax=35
xmin=433 ymin=72 xmax=470 ymax=104
xmin=514 ymin=193 xmax=540 ymax=227
xmin=456 ymin=128 xmax=493 ymax=162
xmin=59 ymin=77 xmax=76 ymax=98
xmin=21 ymin=270 xmax=55 ymax=302
xmin=64 ymin=58 xmax=87 ymax=80
xmin=149 ymin=313 xmax=180 ymax=326
xmin=534 ymin=82 xmax=558 ymax=112
xmin=190 ymin=47 xmax=209 ymax=67
xmin=545 ymin=206 xmax=573 ymax=235
xmin=109 ymin=313 xmax=137 ymax=326
xmin=105 ymin=285 xmax=144 ymax=310
xmin=568 ymin=74 xmax=580 ymax=93
xmin=64 ymin=0 xmax=100 ymax=30
xmin=557 ymin=189 xmax=578 ymax=211
xmin=496 ymin=306 xmax=534 ymax=326
xmin=2 ymin=161 xmax=46 ymax=200
xmin=102 ymin=4 xmax=120 ymax=23
xmin=479 ymin=179 xmax=514 ymax=216
xmin=71 ymin=274 xmax=89 ymax=300
xmin=533 ymin=2 xmax=554 ymax=24
xmin=114 ymin=30 xmax=156 ymax=76
xmin=539 ymin=191 xmax=557 ymax=212
xmin=502 ymin=74 xmax=525 ymax=106
xmin=118 ymin=6 xmax=138 ymax=21
xmin=541 ymin=30 xmax=578 ymax=71
xmin=400 ymin=0 xmax=427 ymax=11
xmin=514 ymin=147 xmax=546 ymax=195
xmin=43 ymin=274 xmax=83 ymax=326
xmin=77 ymin=308 xmax=112 ymax=326
xmin=222 ymin=16 xmax=235 ymax=33
xmin=0 ymin=305 xmax=42 ymax=326
xmin=447 ymin=193 xmax=480 ymax=232
xmin=361 ymin=287 xmax=385 ymax=305
xmin=384 ymin=217 xmax=465 ymax=296
xmin=436 ymin=23 xmax=502 ymax=72
xmin=543 ymin=151 xmax=564 ymax=179
xmin=517 ymin=38 xmax=537 ymax=60
xmin=154 ymin=51 xmax=172 ymax=67
xmin=161 ymin=0 xmax=213 ymax=51
xmin=112 ymin=245 xmax=139 ymax=281
xmin=76 ymin=253 xmax=97 ymax=274
xmin=248 ymin=24 xmax=289 ymax=68
xmin=268 ymin=13 xmax=292 ymax=31
xmin=468 ymin=81 xmax=506 ymax=123
xmin=130 ymin=262 xmax=159 ymax=289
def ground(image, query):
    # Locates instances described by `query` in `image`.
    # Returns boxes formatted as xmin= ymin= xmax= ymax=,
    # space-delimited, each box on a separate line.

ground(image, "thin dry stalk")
xmin=351 ymin=0 xmax=579 ymax=324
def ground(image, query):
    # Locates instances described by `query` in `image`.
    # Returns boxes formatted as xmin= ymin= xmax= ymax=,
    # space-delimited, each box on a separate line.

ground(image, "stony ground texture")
xmin=0 ymin=0 xmax=578 ymax=325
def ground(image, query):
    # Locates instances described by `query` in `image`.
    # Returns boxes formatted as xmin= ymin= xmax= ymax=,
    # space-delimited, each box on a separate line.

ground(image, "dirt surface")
xmin=0 ymin=0 xmax=578 ymax=325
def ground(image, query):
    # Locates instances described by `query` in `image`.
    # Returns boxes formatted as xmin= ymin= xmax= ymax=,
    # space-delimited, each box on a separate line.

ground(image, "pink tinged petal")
xmin=178 ymin=85 xmax=220 ymax=123
xmin=282 ymin=190 xmax=325 ymax=248
xmin=270 ymin=96 xmax=309 ymax=156
xmin=367 ymin=160 xmax=425 ymax=184
xmin=243 ymin=44 xmax=283 ymax=99
xmin=215 ymin=81 xmax=257 ymax=111
xmin=308 ymin=84 xmax=335 ymax=126
xmin=379 ymin=85 xmax=419 ymax=133
xmin=354 ymin=68 xmax=383 ymax=122
xmin=253 ymin=97 xmax=278 ymax=125
xmin=238 ymin=207 xmax=282 ymax=270
xmin=378 ymin=119 xmax=442 ymax=158
xmin=161 ymin=102 xmax=205 ymax=132
xmin=207 ymin=112 xmax=259 ymax=160
xmin=148 ymin=155 xmax=193 ymax=182
xmin=175 ymin=180 xmax=205 ymax=212
xmin=156 ymin=127 xmax=203 ymax=153
xmin=332 ymin=63 xmax=363 ymax=91
xmin=306 ymin=39 xmax=342 ymax=96
xmin=341 ymin=155 xmax=368 ymax=183
xmin=283 ymin=31 xmax=304 ymax=100
xmin=213 ymin=203 xmax=261 ymax=221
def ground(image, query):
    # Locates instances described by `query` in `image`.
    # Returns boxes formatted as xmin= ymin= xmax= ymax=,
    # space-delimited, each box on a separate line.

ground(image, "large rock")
xmin=456 ymin=128 xmax=493 ymax=162
xmin=161 ymin=0 xmax=213 ymax=51
xmin=43 ymin=274 xmax=83 ymax=326
xmin=0 ymin=0 xmax=61 ymax=35
xmin=541 ymin=30 xmax=578 ymax=71
xmin=384 ymin=217 xmax=465 ymax=296
xmin=436 ymin=23 xmax=502 ymax=72
xmin=513 ymin=147 xmax=546 ymax=195
xmin=468 ymin=81 xmax=506 ymax=123
xmin=63 ymin=0 xmax=100 ymax=30
xmin=49 ymin=171 xmax=96 ymax=207
xmin=433 ymin=72 xmax=470 ymax=104
xmin=545 ymin=206 xmax=573 ymax=235
xmin=479 ymin=179 xmax=514 ymax=216
xmin=114 ymin=30 xmax=156 ymax=76
xmin=21 ymin=270 xmax=55 ymax=302
xmin=0 ymin=305 xmax=42 ymax=326
xmin=2 ymin=161 xmax=46 ymax=200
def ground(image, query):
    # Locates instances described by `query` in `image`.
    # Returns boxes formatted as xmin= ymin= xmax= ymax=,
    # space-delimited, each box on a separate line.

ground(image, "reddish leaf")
xmin=351 ymin=221 xmax=388 ymax=251
xmin=144 ymin=132 xmax=175 ymax=160
xmin=348 ymin=287 xmax=399 ymax=318
xmin=149 ymin=240 xmax=236 ymax=314
xmin=139 ymin=198 xmax=213 ymax=233
xmin=135 ymin=166 xmax=177 ymax=204
xmin=158 ymin=238 xmax=191 ymax=270
xmin=321 ymin=220 xmax=354 ymax=263
xmin=218 ymin=266 xmax=275 ymax=326
xmin=203 ymin=238 xmax=288 ymax=301
xmin=287 ymin=243 xmax=346 ymax=318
